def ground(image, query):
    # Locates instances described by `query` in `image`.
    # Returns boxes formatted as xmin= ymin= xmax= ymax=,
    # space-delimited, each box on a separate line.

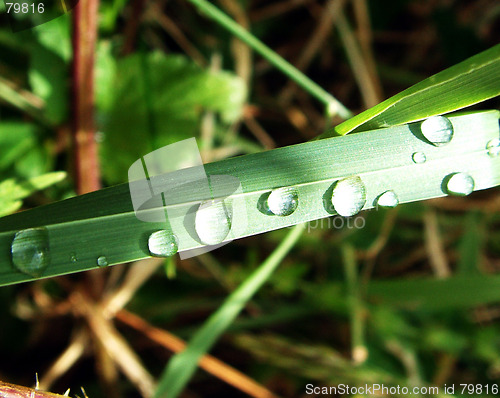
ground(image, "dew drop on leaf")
xmin=11 ymin=228 xmax=50 ymax=277
xmin=148 ymin=230 xmax=179 ymax=257
xmin=97 ymin=256 xmax=109 ymax=267
xmin=376 ymin=190 xmax=399 ymax=208
xmin=421 ymin=116 xmax=454 ymax=146
xmin=331 ymin=176 xmax=366 ymax=217
xmin=412 ymin=152 xmax=427 ymax=164
xmin=266 ymin=187 xmax=299 ymax=216
xmin=486 ymin=138 xmax=500 ymax=157
xmin=195 ymin=199 xmax=232 ymax=245
xmin=445 ymin=173 xmax=475 ymax=196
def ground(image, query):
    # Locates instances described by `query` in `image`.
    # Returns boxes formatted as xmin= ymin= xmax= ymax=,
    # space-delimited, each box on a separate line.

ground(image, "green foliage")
xmin=96 ymin=51 xmax=246 ymax=183
xmin=0 ymin=172 xmax=66 ymax=217
xmin=0 ymin=1 xmax=499 ymax=397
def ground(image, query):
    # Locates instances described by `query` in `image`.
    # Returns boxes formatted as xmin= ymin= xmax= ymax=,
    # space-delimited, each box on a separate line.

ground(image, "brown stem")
xmin=0 ymin=380 xmax=68 ymax=397
xmin=72 ymin=0 xmax=101 ymax=194
xmin=116 ymin=309 xmax=281 ymax=398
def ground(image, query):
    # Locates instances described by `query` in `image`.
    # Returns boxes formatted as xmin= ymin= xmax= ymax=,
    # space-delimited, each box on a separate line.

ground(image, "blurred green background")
xmin=0 ymin=0 xmax=499 ymax=397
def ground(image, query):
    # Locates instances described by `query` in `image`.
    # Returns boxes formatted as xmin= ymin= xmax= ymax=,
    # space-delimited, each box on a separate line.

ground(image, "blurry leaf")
xmin=368 ymin=275 xmax=500 ymax=311
xmin=0 ymin=171 xmax=66 ymax=202
xmin=99 ymin=0 xmax=128 ymax=32
xmin=0 ymin=172 xmax=66 ymax=217
xmin=473 ymin=327 xmax=500 ymax=364
xmin=0 ymin=122 xmax=36 ymax=171
xmin=28 ymin=44 xmax=69 ymax=124
xmin=95 ymin=41 xmax=117 ymax=112
xmin=97 ymin=51 xmax=246 ymax=183
xmin=457 ymin=212 xmax=483 ymax=275
xmin=15 ymin=144 xmax=52 ymax=178
xmin=371 ymin=307 xmax=417 ymax=341
xmin=31 ymin=14 xmax=71 ymax=61
xmin=0 ymin=200 xmax=22 ymax=218
xmin=421 ymin=325 xmax=467 ymax=354
xmin=270 ymin=263 xmax=308 ymax=295
xmin=26 ymin=16 xmax=70 ymax=124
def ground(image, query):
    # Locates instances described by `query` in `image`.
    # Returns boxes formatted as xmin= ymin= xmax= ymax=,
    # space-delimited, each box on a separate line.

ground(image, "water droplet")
xmin=97 ymin=256 xmax=109 ymax=267
xmin=412 ymin=152 xmax=427 ymax=164
xmin=445 ymin=173 xmax=475 ymax=196
xmin=195 ymin=199 xmax=232 ymax=245
xmin=421 ymin=116 xmax=454 ymax=146
xmin=376 ymin=190 xmax=399 ymax=208
xmin=11 ymin=228 xmax=50 ymax=277
xmin=70 ymin=252 xmax=78 ymax=263
xmin=331 ymin=176 xmax=366 ymax=217
xmin=266 ymin=187 xmax=298 ymax=216
xmin=486 ymin=138 xmax=500 ymax=157
xmin=148 ymin=230 xmax=178 ymax=257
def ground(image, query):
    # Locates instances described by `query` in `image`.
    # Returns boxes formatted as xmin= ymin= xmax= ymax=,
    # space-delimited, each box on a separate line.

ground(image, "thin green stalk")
xmin=185 ymin=0 xmax=352 ymax=119
xmin=341 ymin=243 xmax=366 ymax=364
xmin=153 ymin=223 xmax=306 ymax=398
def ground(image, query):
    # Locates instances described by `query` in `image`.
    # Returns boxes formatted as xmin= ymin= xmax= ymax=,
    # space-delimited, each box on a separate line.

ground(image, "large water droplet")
xmin=421 ymin=116 xmax=454 ymax=146
xmin=445 ymin=173 xmax=475 ymax=196
xmin=376 ymin=190 xmax=399 ymax=208
xmin=486 ymin=138 xmax=500 ymax=157
xmin=97 ymin=256 xmax=109 ymax=267
xmin=11 ymin=228 xmax=50 ymax=277
xmin=266 ymin=187 xmax=298 ymax=216
xmin=70 ymin=252 xmax=78 ymax=263
xmin=195 ymin=199 xmax=232 ymax=245
xmin=412 ymin=152 xmax=427 ymax=164
xmin=148 ymin=230 xmax=179 ymax=257
xmin=331 ymin=176 xmax=366 ymax=217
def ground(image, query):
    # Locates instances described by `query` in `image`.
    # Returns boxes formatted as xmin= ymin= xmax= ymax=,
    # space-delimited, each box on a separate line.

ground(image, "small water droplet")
xmin=331 ymin=176 xmax=366 ymax=217
xmin=148 ymin=230 xmax=178 ymax=257
xmin=97 ymin=256 xmax=109 ymax=267
xmin=421 ymin=116 xmax=454 ymax=146
xmin=376 ymin=190 xmax=399 ymax=208
xmin=11 ymin=228 xmax=50 ymax=277
xmin=486 ymin=138 xmax=500 ymax=157
xmin=266 ymin=187 xmax=298 ymax=216
xmin=445 ymin=173 xmax=475 ymax=196
xmin=412 ymin=152 xmax=427 ymax=164
xmin=70 ymin=252 xmax=78 ymax=263
xmin=195 ymin=199 xmax=232 ymax=245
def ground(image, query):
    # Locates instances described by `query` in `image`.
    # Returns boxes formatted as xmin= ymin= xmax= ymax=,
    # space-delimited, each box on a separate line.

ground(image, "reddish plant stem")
xmin=72 ymin=0 xmax=101 ymax=194
xmin=121 ymin=0 xmax=146 ymax=55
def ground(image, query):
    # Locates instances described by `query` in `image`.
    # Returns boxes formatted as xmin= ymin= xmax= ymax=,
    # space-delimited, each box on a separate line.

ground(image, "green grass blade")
xmin=457 ymin=211 xmax=483 ymax=275
xmin=367 ymin=274 xmax=500 ymax=311
xmin=153 ymin=223 xmax=305 ymax=398
xmin=185 ymin=0 xmax=351 ymax=119
xmin=320 ymin=44 xmax=500 ymax=137
xmin=0 ymin=111 xmax=498 ymax=286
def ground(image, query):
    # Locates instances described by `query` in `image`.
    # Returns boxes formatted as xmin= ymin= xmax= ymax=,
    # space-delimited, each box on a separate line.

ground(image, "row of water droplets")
xmin=10 ymin=116 xmax=499 ymax=277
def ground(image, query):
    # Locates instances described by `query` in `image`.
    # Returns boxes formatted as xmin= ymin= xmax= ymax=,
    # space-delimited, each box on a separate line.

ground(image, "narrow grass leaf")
xmin=153 ymin=223 xmax=305 ymax=398
xmin=320 ymin=44 xmax=500 ymax=137
xmin=185 ymin=0 xmax=351 ymax=119
xmin=457 ymin=211 xmax=483 ymax=275
xmin=0 ymin=111 xmax=498 ymax=286
xmin=367 ymin=274 xmax=500 ymax=311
